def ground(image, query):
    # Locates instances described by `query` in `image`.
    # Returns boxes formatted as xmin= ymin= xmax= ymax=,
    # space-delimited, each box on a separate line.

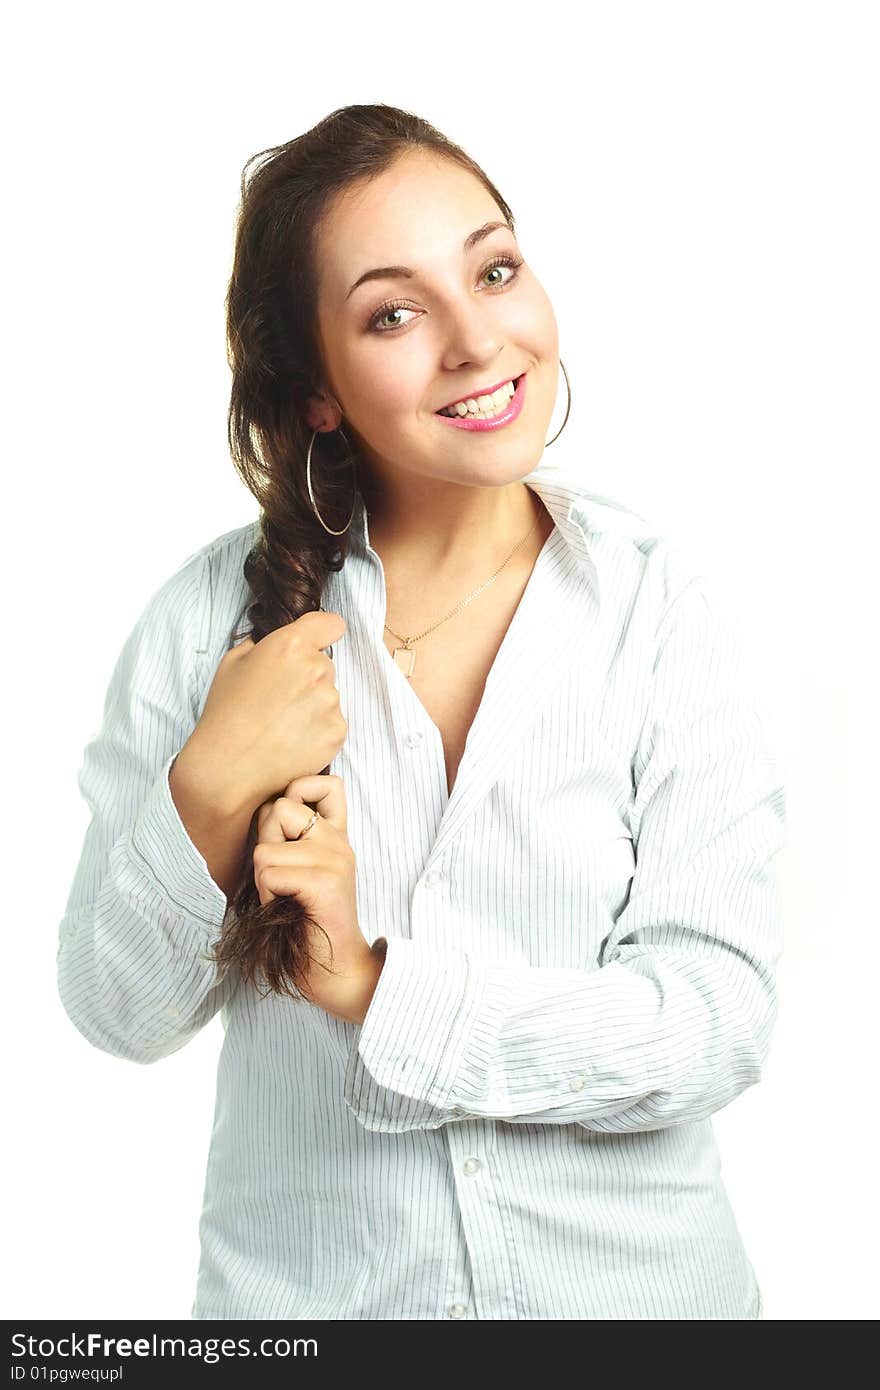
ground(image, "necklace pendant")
xmin=392 ymin=644 xmax=416 ymax=680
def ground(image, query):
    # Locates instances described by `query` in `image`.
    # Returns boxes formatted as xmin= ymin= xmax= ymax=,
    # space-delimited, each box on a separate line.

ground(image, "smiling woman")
xmin=202 ymin=107 xmax=568 ymax=987
xmin=57 ymin=101 xmax=785 ymax=1324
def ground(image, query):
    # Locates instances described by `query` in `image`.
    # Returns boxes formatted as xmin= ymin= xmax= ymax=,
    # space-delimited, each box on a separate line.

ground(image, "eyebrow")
xmin=344 ymin=220 xmax=512 ymax=301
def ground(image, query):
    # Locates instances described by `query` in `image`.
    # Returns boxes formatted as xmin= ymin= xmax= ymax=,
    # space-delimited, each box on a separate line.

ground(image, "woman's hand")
xmin=252 ymin=774 xmax=385 ymax=1025
xmin=180 ymin=610 xmax=350 ymax=818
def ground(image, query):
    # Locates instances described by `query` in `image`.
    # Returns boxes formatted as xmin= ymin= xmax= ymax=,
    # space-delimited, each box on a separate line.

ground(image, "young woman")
xmin=57 ymin=103 xmax=785 ymax=1320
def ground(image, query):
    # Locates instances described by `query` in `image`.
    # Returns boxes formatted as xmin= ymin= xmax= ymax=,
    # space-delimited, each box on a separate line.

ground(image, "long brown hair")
xmin=207 ymin=104 xmax=515 ymax=1001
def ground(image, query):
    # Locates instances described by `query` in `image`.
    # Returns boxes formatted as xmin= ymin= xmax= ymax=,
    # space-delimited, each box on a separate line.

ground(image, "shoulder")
xmin=178 ymin=518 xmax=262 ymax=662
xmin=174 ymin=517 xmax=261 ymax=587
xmin=195 ymin=516 xmax=262 ymax=568
xmin=129 ymin=518 xmax=260 ymax=667
xmin=570 ymin=486 xmax=709 ymax=632
xmin=572 ymin=489 xmax=759 ymax=718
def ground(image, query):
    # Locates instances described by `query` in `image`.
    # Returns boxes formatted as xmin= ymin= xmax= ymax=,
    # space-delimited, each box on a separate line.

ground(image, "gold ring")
xmin=296 ymin=809 xmax=320 ymax=840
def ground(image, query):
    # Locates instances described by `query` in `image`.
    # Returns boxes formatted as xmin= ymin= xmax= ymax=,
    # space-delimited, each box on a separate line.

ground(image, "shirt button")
xmin=447 ymin=1303 xmax=468 ymax=1318
xmin=569 ymin=1075 xmax=587 ymax=1091
xmin=462 ymin=1157 xmax=481 ymax=1176
xmin=404 ymin=730 xmax=424 ymax=749
xmin=165 ymin=1005 xmax=180 ymax=1018
xmin=423 ymin=867 xmax=445 ymax=888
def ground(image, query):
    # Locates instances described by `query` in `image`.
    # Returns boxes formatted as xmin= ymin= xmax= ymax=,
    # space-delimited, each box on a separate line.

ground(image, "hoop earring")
xmin=306 ymin=425 xmax=359 ymax=536
xmin=544 ymin=357 xmax=571 ymax=447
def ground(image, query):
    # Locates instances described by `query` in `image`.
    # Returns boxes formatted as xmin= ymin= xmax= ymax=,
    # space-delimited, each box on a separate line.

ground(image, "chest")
xmin=380 ymin=537 xmax=552 ymax=798
xmin=380 ymin=620 xmax=502 ymax=799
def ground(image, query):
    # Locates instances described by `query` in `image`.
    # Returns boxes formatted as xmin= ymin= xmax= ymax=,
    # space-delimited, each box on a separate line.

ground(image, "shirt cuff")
xmin=342 ymin=935 xmax=486 ymax=1130
xmin=126 ymin=751 xmax=230 ymax=931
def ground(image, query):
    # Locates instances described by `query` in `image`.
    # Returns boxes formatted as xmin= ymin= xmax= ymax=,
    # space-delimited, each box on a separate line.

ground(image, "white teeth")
xmin=439 ymin=378 xmax=517 ymax=418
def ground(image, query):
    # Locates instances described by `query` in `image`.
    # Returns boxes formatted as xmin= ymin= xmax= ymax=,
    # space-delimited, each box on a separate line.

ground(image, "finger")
xmin=270 ymin=796 xmax=336 ymax=844
xmin=256 ymin=860 xmax=309 ymax=905
xmin=252 ymin=842 xmax=334 ymax=904
xmin=251 ymin=809 xmax=281 ymax=903
xmin=255 ymin=793 xmax=332 ymax=846
xmin=279 ymin=774 xmax=348 ymax=835
xmin=256 ymin=798 xmax=287 ymax=843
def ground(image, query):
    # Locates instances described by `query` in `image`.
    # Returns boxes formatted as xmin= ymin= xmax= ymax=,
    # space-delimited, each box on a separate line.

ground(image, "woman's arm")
xmin=342 ymin=573 xmax=787 ymax=1133
xmin=57 ymin=547 xmax=241 ymax=1065
xmin=168 ymin=739 xmax=255 ymax=902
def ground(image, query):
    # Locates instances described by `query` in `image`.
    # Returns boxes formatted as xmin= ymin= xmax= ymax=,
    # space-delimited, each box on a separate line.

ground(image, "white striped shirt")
xmin=57 ymin=454 xmax=786 ymax=1320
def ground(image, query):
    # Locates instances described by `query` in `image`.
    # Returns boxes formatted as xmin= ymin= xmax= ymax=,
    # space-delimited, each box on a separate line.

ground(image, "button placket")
xmin=443 ymin=1119 xmax=519 ymax=1318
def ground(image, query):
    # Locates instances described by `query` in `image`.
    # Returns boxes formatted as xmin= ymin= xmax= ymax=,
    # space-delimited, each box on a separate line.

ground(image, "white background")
xmin=3 ymin=0 xmax=876 ymax=1321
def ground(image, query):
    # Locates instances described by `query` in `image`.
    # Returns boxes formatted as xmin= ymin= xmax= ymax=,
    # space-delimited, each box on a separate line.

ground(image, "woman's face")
xmin=309 ymin=150 xmax=560 ymax=494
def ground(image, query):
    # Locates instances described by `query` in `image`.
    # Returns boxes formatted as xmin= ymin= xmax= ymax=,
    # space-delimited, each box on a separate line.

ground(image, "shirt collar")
xmin=347 ymin=452 xmax=648 ymax=601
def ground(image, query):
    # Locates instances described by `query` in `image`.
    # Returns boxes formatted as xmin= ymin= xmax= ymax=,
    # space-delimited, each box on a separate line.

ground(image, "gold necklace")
xmin=383 ymin=506 xmax=544 ymax=680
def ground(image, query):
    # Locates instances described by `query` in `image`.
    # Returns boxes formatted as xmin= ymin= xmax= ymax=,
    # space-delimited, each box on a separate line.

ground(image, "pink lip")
xmin=435 ymin=373 xmax=527 ymax=432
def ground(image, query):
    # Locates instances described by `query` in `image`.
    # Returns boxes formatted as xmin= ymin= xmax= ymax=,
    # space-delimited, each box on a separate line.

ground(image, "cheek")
xmin=350 ymin=351 xmax=432 ymax=420
xmin=511 ymin=280 xmax=558 ymax=357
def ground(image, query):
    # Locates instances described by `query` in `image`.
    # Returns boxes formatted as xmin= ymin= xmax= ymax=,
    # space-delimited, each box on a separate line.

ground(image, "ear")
xmin=304 ymin=392 xmax=343 ymax=433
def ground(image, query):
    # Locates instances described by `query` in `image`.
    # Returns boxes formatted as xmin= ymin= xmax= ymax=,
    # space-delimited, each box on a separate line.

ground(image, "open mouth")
xmin=436 ymin=373 xmax=526 ymax=419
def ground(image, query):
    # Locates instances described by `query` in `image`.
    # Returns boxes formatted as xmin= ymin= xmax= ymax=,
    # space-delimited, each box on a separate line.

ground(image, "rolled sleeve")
xmin=343 ymin=936 xmax=483 ymax=1128
xmin=127 ymin=750 xmax=229 ymax=931
xmin=343 ymin=573 xmax=786 ymax=1134
xmin=57 ymin=546 xmax=239 ymax=1064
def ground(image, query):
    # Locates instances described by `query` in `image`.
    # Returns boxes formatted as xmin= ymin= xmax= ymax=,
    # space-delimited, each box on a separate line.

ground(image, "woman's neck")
xmin=362 ymin=480 xmax=549 ymax=585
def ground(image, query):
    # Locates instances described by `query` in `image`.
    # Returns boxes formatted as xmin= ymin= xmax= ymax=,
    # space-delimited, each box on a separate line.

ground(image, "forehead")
xmin=314 ymin=152 xmax=504 ymax=296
